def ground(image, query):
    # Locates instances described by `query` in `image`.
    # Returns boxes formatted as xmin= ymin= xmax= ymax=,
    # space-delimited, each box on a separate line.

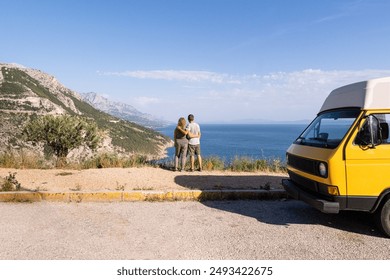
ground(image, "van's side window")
xmin=355 ymin=114 xmax=390 ymax=145
xmin=374 ymin=114 xmax=390 ymax=144
xmin=379 ymin=114 xmax=390 ymax=144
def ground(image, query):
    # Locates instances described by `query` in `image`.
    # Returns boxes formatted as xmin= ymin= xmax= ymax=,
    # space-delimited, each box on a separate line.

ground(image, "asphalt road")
xmin=0 ymin=200 xmax=389 ymax=260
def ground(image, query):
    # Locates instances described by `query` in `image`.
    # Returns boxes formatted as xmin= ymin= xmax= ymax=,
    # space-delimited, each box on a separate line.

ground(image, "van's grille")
xmin=288 ymin=171 xmax=318 ymax=192
xmin=288 ymin=171 xmax=331 ymax=199
xmin=287 ymin=153 xmax=318 ymax=176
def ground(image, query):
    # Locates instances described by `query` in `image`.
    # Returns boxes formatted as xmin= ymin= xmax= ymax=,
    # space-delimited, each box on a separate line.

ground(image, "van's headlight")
xmin=318 ymin=162 xmax=327 ymax=177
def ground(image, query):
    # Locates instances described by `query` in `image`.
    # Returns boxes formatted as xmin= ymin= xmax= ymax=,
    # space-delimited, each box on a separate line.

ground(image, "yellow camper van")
xmin=282 ymin=77 xmax=390 ymax=237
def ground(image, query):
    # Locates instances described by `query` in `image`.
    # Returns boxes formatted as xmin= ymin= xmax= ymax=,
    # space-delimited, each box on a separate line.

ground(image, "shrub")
xmin=202 ymin=156 xmax=225 ymax=171
xmin=0 ymin=172 xmax=21 ymax=192
xmin=81 ymin=153 xmax=150 ymax=169
xmin=230 ymin=156 xmax=286 ymax=172
xmin=0 ymin=151 xmax=16 ymax=168
xmin=0 ymin=150 xmax=51 ymax=169
xmin=230 ymin=156 xmax=256 ymax=172
xmin=0 ymin=149 xmax=287 ymax=173
xmin=23 ymin=115 xmax=101 ymax=161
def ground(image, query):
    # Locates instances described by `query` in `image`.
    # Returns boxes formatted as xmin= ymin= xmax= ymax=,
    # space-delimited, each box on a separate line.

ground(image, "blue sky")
xmin=2 ymin=0 xmax=390 ymax=123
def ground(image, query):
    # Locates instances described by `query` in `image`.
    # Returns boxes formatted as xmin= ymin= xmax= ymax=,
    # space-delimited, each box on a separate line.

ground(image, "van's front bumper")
xmin=282 ymin=179 xmax=340 ymax=214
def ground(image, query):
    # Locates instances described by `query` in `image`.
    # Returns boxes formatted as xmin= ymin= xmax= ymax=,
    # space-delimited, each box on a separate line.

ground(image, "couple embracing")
xmin=174 ymin=114 xmax=202 ymax=172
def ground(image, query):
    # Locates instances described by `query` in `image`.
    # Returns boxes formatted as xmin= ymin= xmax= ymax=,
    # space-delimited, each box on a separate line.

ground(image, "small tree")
xmin=23 ymin=115 xmax=101 ymax=160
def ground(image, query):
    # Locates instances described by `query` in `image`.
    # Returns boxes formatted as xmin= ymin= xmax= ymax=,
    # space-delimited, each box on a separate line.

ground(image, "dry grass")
xmin=0 ymin=151 xmax=286 ymax=173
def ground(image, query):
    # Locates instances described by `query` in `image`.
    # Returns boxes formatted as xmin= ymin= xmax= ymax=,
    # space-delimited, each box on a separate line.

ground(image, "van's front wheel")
xmin=376 ymin=198 xmax=390 ymax=237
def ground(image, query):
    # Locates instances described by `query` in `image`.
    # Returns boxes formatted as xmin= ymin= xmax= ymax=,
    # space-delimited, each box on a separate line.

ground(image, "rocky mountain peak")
xmin=0 ymin=63 xmax=81 ymax=115
xmin=0 ymin=63 xmax=172 ymax=160
xmin=80 ymin=92 xmax=171 ymax=128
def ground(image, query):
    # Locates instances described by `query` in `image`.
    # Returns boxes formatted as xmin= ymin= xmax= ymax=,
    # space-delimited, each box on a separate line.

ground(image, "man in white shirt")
xmin=187 ymin=114 xmax=202 ymax=172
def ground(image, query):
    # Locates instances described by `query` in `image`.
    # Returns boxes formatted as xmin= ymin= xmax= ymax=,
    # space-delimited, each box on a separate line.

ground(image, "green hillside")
xmin=0 ymin=65 xmax=172 ymax=158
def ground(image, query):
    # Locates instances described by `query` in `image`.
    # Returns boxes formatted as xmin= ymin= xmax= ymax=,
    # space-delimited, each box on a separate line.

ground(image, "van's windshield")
xmin=295 ymin=108 xmax=361 ymax=149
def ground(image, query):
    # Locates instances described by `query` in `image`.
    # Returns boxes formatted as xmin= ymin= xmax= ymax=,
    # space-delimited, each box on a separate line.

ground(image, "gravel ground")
xmin=0 ymin=200 xmax=389 ymax=260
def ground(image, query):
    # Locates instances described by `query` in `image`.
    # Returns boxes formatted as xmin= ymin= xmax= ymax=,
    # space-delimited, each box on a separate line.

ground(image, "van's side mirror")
xmin=355 ymin=115 xmax=381 ymax=148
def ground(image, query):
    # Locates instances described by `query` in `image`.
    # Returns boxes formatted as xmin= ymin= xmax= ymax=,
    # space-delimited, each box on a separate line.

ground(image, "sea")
xmin=156 ymin=123 xmax=308 ymax=163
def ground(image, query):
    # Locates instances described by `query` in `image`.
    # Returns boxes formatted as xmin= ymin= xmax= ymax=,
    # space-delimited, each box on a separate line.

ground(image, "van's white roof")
xmin=320 ymin=77 xmax=390 ymax=113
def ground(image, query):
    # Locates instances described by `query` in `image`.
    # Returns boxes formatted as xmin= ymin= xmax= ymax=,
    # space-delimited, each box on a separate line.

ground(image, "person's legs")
xmin=181 ymin=144 xmax=188 ymax=171
xmin=194 ymin=145 xmax=202 ymax=171
xmin=189 ymin=155 xmax=194 ymax=171
xmin=174 ymin=141 xmax=184 ymax=171
xmin=188 ymin=144 xmax=195 ymax=171
xmin=174 ymin=156 xmax=179 ymax=171
xmin=197 ymin=155 xmax=202 ymax=171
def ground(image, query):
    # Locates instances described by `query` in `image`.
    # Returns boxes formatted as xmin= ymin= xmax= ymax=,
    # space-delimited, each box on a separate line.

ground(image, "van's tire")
xmin=375 ymin=198 xmax=390 ymax=237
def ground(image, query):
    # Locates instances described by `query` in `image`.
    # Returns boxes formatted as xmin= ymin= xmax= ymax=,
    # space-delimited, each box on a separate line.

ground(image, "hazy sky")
xmin=2 ymin=0 xmax=390 ymax=123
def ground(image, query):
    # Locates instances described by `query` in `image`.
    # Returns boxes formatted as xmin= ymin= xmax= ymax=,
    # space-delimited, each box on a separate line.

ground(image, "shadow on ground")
xmin=175 ymin=174 xmax=385 ymax=238
xmin=204 ymin=199 xmax=385 ymax=238
xmin=174 ymin=174 xmax=287 ymax=190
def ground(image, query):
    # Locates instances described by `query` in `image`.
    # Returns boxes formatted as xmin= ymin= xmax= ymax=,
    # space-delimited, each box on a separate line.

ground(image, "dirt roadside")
xmin=0 ymin=167 xmax=287 ymax=193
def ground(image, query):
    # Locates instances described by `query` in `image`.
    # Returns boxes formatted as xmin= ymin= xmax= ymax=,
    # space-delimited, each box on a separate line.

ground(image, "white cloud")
xmin=185 ymin=69 xmax=390 ymax=122
xmin=133 ymin=96 xmax=160 ymax=107
xmin=105 ymin=68 xmax=390 ymax=122
xmin=102 ymin=70 xmax=240 ymax=84
xmin=313 ymin=1 xmax=368 ymax=24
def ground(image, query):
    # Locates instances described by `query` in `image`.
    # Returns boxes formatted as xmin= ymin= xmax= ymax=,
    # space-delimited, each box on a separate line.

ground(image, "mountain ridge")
xmin=80 ymin=92 xmax=172 ymax=128
xmin=0 ymin=63 xmax=172 ymax=160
